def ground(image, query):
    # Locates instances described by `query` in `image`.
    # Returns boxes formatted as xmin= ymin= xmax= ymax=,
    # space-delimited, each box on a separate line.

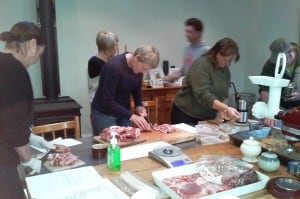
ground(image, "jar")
xmin=258 ymin=151 xmax=280 ymax=172
xmin=240 ymin=136 xmax=262 ymax=163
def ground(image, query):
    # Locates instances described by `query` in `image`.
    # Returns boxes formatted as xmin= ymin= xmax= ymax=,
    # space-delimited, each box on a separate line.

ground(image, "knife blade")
xmin=25 ymin=149 xmax=53 ymax=175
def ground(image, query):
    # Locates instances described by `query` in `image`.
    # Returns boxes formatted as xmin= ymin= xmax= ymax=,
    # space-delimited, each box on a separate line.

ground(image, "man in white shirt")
xmin=164 ymin=18 xmax=210 ymax=82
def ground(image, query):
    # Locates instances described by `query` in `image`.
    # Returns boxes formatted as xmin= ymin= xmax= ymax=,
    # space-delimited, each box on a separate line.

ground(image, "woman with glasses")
xmin=259 ymin=38 xmax=300 ymax=110
xmin=171 ymin=38 xmax=241 ymax=125
xmin=259 ymin=38 xmax=300 ymax=127
xmin=91 ymin=46 xmax=159 ymax=134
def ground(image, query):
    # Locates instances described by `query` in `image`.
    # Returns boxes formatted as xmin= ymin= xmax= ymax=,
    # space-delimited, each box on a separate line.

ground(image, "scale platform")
xmin=148 ymin=144 xmax=193 ymax=168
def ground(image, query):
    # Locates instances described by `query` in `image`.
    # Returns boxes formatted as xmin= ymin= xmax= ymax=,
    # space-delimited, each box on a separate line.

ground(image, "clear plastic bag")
xmin=196 ymin=155 xmax=258 ymax=188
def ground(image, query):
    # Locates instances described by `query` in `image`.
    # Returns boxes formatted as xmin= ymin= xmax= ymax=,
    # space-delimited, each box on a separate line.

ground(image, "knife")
xmin=25 ymin=149 xmax=54 ymax=175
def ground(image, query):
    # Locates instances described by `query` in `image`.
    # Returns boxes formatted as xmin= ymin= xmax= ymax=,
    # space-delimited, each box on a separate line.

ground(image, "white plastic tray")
xmin=152 ymin=163 xmax=269 ymax=199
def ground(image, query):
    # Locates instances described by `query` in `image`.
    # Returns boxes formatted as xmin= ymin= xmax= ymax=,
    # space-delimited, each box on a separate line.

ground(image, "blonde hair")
xmin=134 ymin=45 xmax=160 ymax=69
xmin=96 ymin=30 xmax=118 ymax=52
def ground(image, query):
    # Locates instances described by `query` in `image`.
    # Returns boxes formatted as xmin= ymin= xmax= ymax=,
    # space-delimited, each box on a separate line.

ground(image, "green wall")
xmin=0 ymin=0 xmax=299 ymax=135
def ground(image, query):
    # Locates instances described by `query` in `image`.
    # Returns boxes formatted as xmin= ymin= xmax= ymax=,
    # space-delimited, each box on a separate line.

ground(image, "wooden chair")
xmin=32 ymin=116 xmax=81 ymax=139
xmin=142 ymin=98 xmax=159 ymax=124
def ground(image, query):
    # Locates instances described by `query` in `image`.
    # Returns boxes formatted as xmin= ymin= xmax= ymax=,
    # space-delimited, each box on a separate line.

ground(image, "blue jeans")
xmin=91 ymin=108 xmax=131 ymax=136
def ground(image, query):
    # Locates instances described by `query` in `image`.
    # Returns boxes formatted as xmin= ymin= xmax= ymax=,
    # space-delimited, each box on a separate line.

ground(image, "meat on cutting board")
xmin=152 ymin=123 xmax=176 ymax=134
xmin=54 ymin=144 xmax=70 ymax=153
xmin=99 ymin=124 xmax=177 ymax=142
xmin=48 ymin=152 xmax=79 ymax=167
xmin=100 ymin=126 xmax=141 ymax=142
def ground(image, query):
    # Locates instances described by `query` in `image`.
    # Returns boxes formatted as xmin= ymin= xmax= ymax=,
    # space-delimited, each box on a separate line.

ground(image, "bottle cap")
xmin=110 ymin=128 xmax=118 ymax=147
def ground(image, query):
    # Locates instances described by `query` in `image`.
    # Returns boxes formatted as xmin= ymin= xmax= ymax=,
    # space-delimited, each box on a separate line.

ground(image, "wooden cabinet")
xmin=139 ymin=86 xmax=181 ymax=124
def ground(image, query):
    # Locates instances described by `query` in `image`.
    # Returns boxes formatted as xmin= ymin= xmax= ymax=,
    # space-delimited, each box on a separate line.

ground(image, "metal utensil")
xmin=25 ymin=149 xmax=53 ymax=175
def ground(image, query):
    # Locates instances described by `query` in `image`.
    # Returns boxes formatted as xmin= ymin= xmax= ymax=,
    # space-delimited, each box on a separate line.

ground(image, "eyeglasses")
xmin=285 ymin=49 xmax=294 ymax=62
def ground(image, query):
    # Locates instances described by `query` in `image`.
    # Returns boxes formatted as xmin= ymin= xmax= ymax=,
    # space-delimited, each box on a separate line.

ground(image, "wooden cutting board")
xmin=93 ymin=128 xmax=195 ymax=147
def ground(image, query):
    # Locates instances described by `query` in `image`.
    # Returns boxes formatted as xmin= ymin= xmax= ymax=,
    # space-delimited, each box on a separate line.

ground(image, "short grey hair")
xmin=96 ymin=30 xmax=118 ymax=52
xmin=134 ymin=45 xmax=160 ymax=69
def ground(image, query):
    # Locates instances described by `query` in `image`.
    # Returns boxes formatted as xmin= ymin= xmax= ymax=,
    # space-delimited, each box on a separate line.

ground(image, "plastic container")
xmin=195 ymin=124 xmax=223 ymax=143
xmin=200 ymin=136 xmax=228 ymax=145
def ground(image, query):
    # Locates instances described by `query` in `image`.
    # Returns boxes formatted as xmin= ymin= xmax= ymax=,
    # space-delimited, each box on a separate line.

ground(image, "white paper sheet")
xmin=172 ymin=123 xmax=196 ymax=134
xmin=121 ymin=141 xmax=169 ymax=161
xmin=31 ymin=137 xmax=82 ymax=153
xmin=49 ymin=137 xmax=82 ymax=147
xmin=26 ymin=166 xmax=129 ymax=199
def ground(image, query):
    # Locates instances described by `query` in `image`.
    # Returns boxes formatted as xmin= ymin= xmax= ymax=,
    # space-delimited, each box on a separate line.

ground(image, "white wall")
xmin=0 ymin=0 xmax=299 ymax=136
xmin=55 ymin=0 xmax=249 ymax=136
xmin=244 ymin=0 xmax=299 ymax=94
xmin=0 ymin=0 xmax=43 ymax=97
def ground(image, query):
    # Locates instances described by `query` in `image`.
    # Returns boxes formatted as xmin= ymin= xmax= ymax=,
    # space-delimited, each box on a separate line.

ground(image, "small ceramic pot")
xmin=258 ymin=151 xmax=280 ymax=172
xmin=240 ymin=136 xmax=262 ymax=162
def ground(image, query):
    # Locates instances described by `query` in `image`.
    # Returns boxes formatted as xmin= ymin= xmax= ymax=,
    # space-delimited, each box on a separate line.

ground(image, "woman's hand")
xmin=284 ymin=91 xmax=299 ymax=101
xmin=29 ymin=133 xmax=55 ymax=150
xmin=213 ymin=100 xmax=240 ymax=121
xmin=219 ymin=110 xmax=231 ymax=121
xmin=130 ymin=114 xmax=150 ymax=130
xmin=220 ymin=107 xmax=241 ymax=120
xmin=227 ymin=107 xmax=241 ymax=120
xmin=135 ymin=106 xmax=147 ymax=117
xmin=263 ymin=118 xmax=276 ymax=127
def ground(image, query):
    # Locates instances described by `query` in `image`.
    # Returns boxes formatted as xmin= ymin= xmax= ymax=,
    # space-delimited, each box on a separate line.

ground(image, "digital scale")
xmin=148 ymin=144 xmax=193 ymax=168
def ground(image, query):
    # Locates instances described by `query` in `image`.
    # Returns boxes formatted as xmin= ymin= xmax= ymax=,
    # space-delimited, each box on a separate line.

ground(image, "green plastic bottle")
xmin=107 ymin=131 xmax=121 ymax=171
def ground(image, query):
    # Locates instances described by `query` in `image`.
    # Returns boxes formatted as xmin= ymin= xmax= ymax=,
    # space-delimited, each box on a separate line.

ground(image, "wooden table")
xmin=94 ymin=142 xmax=296 ymax=199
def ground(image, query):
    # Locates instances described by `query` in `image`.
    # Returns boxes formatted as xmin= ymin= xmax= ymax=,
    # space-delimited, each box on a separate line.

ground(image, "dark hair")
xmin=0 ymin=22 xmax=44 ymax=46
xmin=185 ymin=18 xmax=203 ymax=32
xmin=207 ymin=38 xmax=240 ymax=65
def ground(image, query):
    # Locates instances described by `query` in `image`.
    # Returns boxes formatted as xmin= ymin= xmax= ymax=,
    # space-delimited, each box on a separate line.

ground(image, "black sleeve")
xmin=259 ymin=61 xmax=274 ymax=93
xmin=132 ymin=75 xmax=143 ymax=107
xmin=100 ymin=64 xmax=133 ymax=119
xmin=88 ymin=57 xmax=102 ymax=78
xmin=0 ymin=67 xmax=32 ymax=147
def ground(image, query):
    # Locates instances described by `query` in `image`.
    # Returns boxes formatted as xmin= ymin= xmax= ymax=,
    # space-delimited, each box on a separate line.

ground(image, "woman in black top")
xmin=0 ymin=22 xmax=53 ymax=199
xmin=91 ymin=46 xmax=159 ymax=134
xmin=88 ymin=30 xmax=118 ymax=103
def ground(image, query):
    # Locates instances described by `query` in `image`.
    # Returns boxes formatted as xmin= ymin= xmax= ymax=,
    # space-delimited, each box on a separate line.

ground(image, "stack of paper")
xmin=26 ymin=166 xmax=129 ymax=199
xmin=31 ymin=137 xmax=82 ymax=153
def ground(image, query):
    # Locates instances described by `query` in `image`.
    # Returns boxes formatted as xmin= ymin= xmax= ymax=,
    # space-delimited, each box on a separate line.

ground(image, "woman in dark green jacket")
xmin=171 ymin=38 xmax=241 ymax=125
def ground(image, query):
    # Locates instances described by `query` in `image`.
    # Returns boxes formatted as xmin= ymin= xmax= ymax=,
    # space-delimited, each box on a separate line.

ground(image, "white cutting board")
xmin=44 ymin=159 xmax=85 ymax=172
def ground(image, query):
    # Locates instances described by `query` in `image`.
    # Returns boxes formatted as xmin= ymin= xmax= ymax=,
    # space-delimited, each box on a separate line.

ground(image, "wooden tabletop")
xmin=142 ymin=85 xmax=181 ymax=91
xmin=94 ymin=142 xmax=296 ymax=199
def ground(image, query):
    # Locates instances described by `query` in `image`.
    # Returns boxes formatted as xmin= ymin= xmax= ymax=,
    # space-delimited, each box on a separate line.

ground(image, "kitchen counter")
xmin=94 ymin=142 xmax=296 ymax=199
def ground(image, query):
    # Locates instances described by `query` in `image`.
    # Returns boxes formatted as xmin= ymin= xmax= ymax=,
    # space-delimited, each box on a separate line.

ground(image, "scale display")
xmin=148 ymin=145 xmax=193 ymax=168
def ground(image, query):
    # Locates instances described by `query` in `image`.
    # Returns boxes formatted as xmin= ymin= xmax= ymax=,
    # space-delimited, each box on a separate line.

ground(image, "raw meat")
xmin=152 ymin=124 xmax=176 ymax=134
xmin=48 ymin=152 xmax=79 ymax=167
xmin=100 ymin=126 xmax=141 ymax=142
xmin=162 ymin=156 xmax=258 ymax=199
xmin=162 ymin=173 xmax=230 ymax=199
xmin=197 ymin=156 xmax=258 ymax=188
xmin=54 ymin=144 xmax=70 ymax=153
